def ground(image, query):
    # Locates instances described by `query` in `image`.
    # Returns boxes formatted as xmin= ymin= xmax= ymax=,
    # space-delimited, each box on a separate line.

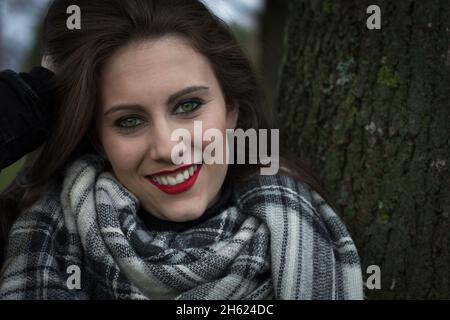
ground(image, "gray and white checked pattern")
xmin=0 ymin=154 xmax=364 ymax=299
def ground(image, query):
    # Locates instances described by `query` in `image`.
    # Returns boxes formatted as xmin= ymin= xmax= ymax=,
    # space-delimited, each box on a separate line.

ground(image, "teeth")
xmin=150 ymin=164 xmax=200 ymax=186
xmin=167 ymin=176 xmax=177 ymax=186
xmin=175 ymin=173 xmax=184 ymax=184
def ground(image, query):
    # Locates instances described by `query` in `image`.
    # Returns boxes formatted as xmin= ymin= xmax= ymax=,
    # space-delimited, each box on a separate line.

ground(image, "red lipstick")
xmin=146 ymin=164 xmax=202 ymax=195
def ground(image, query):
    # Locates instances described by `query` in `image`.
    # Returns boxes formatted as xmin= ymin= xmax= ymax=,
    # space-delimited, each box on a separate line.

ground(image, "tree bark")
xmin=277 ymin=0 xmax=450 ymax=298
xmin=260 ymin=0 xmax=289 ymax=122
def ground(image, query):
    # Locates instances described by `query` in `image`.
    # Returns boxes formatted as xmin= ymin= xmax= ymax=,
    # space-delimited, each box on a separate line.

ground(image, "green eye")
xmin=174 ymin=101 xmax=201 ymax=114
xmin=117 ymin=117 xmax=143 ymax=128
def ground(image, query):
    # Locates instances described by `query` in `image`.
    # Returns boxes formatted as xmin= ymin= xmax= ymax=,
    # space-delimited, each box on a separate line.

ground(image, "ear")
xmin=226 ymin=102 xmax=239 ymax=129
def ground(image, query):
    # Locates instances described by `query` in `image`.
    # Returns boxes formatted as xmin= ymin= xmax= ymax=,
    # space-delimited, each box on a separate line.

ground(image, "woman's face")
xmin=99 ymin=35 xmax=238 ymax=222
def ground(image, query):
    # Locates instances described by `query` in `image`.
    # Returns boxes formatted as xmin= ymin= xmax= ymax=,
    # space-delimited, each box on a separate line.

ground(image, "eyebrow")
xmin=103 ymin=86 xmax=210 ymax=116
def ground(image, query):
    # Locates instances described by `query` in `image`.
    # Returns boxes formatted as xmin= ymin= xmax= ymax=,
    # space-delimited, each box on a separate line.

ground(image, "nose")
xmin=147 ymin=119 xmax=180 ymax=163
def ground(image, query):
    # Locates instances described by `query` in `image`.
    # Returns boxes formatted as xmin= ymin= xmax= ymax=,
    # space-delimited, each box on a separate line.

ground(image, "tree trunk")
xmin=277 ymin=0 xmax=450 ymax=299
xmin=260 ymin=0 xmax=289 ymax=123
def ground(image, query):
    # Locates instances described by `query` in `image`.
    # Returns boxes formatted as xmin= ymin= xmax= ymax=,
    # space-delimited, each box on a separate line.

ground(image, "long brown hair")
xmin=1 ymin=0 xmax=336 ymax=251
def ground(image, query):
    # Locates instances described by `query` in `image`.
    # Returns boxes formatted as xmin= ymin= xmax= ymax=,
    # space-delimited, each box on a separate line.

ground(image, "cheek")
xmin=199 ymin=115 xmax=229 ymax=176
xmin=101 ymin=130 xmax=146 ymax=173
xmin=201 ymin=106 xmax=228 ymax=132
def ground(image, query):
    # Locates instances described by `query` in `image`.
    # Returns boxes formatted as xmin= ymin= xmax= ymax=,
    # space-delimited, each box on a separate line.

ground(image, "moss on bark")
xmin=277 ymin=0 xmax=450 ymax=298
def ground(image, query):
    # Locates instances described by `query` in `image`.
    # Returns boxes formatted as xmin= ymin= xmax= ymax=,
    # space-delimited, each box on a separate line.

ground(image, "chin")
xmin=161 ymin=203 xmax=206 ymax=222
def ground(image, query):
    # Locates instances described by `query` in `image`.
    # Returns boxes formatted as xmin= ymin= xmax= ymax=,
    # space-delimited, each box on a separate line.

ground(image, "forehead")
xmin=100 ymin=35 xmax=219 ymax=106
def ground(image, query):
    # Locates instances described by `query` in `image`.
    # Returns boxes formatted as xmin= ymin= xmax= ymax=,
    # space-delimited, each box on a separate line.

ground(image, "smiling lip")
xmin=150 ymin=164 xmax=193 ymax=176
xmin=146 ymin=164 xmax=202 ymax=195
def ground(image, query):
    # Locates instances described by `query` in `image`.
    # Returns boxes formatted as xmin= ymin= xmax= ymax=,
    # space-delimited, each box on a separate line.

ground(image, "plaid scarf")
xmin=0 ymin=154 xmax=364 ymax=299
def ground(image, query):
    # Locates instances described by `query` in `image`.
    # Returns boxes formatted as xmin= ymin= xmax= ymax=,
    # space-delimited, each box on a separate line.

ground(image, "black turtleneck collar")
xmin=137 ymin=175 xmax=233 ymax=232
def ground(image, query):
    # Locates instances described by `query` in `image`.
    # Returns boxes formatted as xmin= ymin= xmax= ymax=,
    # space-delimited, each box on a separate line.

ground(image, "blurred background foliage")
xmin=0 ymin=0 xmax=288 ymax=191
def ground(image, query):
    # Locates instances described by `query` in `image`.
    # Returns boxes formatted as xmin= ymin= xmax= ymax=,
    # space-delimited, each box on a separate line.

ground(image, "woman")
xmin=0 ymin=0 xmax=364 ymax=299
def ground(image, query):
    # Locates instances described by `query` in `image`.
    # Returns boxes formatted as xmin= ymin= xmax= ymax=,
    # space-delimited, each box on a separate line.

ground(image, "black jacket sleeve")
xmin=0 ymin=67 xmax=54 ymax=171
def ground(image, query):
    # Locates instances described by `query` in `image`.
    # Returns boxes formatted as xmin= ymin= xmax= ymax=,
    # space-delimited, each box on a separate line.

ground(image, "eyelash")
xmin=114 ymin=99 xmax=203 ymax=130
